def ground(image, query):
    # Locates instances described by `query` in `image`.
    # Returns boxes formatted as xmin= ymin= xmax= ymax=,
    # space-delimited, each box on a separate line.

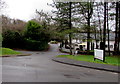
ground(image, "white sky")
xmin=3 ymin=0 xmax=54 ymax=21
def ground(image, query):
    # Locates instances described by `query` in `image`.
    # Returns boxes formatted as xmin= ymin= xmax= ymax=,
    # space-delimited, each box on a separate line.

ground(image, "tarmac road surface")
xmin=2 ymin=44 xmax=118 ymax=82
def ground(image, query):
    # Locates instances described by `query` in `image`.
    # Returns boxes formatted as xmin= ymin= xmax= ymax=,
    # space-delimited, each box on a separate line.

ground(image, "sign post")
xmin=94 ymin=49 xmax=105 ymax=62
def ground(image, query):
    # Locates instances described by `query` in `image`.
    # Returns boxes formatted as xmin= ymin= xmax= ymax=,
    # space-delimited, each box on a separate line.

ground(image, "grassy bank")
xmin=57 ymin=55 xmax=120 ymax=66
xmin=0 ymin=48 xmax=22 ymax=56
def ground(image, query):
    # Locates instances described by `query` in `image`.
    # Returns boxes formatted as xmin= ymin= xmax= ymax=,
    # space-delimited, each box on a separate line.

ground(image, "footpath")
xmin=52 ymin=48 xmax=120 ymax=73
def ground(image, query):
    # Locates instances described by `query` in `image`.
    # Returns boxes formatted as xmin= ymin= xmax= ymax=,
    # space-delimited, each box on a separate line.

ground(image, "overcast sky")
xmin=3 ymin=0 xmax=54 ymax=21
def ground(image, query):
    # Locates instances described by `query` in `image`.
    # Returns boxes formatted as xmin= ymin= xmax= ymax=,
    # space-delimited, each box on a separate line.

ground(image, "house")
xmin=70 ymin=32 xmax=120 ymax=51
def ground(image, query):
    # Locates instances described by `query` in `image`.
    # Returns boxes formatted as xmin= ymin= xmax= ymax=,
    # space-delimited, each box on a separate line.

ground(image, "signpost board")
xmin=94 ymin=49 xmax=104 ymax=62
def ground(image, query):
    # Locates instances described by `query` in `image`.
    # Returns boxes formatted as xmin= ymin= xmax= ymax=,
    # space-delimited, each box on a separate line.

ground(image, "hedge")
xmin=24 ymin=39 xmax=48 ymax=51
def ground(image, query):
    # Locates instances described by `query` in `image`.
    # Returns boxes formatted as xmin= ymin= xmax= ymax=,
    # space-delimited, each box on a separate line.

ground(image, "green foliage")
xmin=24 ymin=20 xmax=50 ymax=50
xmin=24 ymin=21 xmax=43 ymax=41
xmin=50 ymin=2 xmax=73 ymax=41
xmin=80 ymin=24 xmax=96 ymax=33
xmin=25 ymin=21 xmax=50 ymax=41
xmin=24 ymin=39 xmax=48 ymax=51
xmin=78 ymin=2 xmax=94 ymax=19
xmin=2 ymin=30 xmax=24 ymax=48
xmin=2 ymin=20 xmax=50 ymax=51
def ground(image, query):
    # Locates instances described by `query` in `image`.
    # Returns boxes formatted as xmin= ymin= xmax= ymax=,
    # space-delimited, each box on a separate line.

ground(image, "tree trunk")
xmin=97 ymin=3 xmax=102 ymax=42
xmin=107 ymin=2 xmax=110 ymax=56
xmin=94 ymin=24 xmax=98 ymax=49
xmin=118 ymin=2 xmax=120 ymax=54
xmin=87 ymin=17 xmax=90 ymax=51
xmin=69 ymin=2 xmax=72 ymax=55
xmin=103 ymin=2 xmax=106 ymax=61
xmin=114 ymin=2 xmax=119 ymax=54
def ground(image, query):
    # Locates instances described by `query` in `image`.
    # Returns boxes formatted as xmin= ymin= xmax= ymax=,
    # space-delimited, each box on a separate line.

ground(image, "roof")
xmin=73 ymin=32 xmax=115 ymax=41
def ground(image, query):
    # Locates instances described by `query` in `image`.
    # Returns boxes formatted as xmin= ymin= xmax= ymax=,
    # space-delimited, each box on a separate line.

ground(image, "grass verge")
xmin=57 ymin=55 xmax=120 ymax=66
xmin=0 ymin=48 xmax=22 ymax=56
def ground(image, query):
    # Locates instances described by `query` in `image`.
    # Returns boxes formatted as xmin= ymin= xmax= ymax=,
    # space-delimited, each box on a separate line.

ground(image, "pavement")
xmin=1 ymin=44 xmax=119 ymax=82
xmin=55 ymin=48 xmax=120 ymax=73
xmin=52 ymin=57 xmax=120 ymax=73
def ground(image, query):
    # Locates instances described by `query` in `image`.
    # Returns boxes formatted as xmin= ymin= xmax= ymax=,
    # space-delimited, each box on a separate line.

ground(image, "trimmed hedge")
xmin=24 ymin=39 xmax=48 ymax=51
xmin=2 ymin=30 xmax=49 ymax=51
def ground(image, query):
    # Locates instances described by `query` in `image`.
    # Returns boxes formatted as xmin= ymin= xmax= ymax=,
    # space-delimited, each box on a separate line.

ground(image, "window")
xmin=110 ymin=45 xmax=113 ymax=48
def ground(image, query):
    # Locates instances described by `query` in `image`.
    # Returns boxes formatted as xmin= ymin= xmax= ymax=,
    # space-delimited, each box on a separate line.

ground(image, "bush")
xmin=24 ymin=39 xmax=48 ymax=51
xmin=2 ymin=21 xmax=50 ymax=51
xmin=23 ymin=21 xmax=50 ymax=50
xmin=2 ymin=30 xmax=24 ymax=48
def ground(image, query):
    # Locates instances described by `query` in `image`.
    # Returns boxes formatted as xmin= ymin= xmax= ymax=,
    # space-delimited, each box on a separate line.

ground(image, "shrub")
xmin=24 ymin=21 xmax=43 ymax=41
xmin=23 ymin=21 xmax=50 ymax=50
xmin=2 ymin=30 xmax=24 ymax=48
xmin=2 ymin=21 xmax=50 ymax=51
xmin=24 ymin=39 xmax=48 ymax=51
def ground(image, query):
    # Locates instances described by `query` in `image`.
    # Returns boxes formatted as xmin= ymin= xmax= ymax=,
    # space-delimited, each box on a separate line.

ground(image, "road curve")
xmin=2 ymin=44 xmax=118 ymax=82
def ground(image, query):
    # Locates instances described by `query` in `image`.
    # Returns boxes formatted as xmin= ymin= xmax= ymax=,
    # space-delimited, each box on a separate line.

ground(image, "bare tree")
xmin=0 ymin=0 xmax=6 ymax=34
xmin=0 ymin=0 xmax=6 ymax=12
xmin=2 ymin=15 xmax=26 ymax=32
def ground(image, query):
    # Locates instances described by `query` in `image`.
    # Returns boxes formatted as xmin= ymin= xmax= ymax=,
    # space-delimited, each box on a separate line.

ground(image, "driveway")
xmin=2 ymin=44 xmax=118 ymax=82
